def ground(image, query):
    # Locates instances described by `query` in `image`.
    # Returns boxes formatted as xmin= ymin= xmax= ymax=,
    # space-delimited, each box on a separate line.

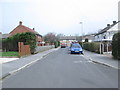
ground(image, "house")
xmin=2 ymin=34 xmax=10 ymax=39
xmin=94 ymin=21 xmax=119 ymax=42
xmin=80 ymin=34 xmax=95 ymax=42
xmin=60 ymin=36 xmax=77 ymax=46
xmin=9 ymin=21 xmax=43 ymax=46
xmin=94 ymin=21 xmax=120 ymax=54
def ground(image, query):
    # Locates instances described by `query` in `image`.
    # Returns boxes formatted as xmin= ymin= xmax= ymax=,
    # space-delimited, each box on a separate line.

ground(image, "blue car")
xmin=70 ymin=43 xmax=83 ymax=54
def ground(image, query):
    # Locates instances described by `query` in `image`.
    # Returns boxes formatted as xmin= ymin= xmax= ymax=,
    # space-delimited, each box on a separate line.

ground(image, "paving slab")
xmin=83 ymin=50 xmax=119 ymax=69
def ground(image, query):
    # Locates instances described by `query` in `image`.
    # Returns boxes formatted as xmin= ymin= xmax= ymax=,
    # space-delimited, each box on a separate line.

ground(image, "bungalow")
xmin=9 ymin=21 xmax=43 ymax=46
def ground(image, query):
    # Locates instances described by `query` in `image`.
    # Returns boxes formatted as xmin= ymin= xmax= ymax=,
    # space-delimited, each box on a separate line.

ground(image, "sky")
xmin=0 ymin=0 xmax=120 ymax=36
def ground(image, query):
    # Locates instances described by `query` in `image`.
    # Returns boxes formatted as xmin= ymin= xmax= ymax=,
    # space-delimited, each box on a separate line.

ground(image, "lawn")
xmin=0 ymin=51 xmax=19 ymax=57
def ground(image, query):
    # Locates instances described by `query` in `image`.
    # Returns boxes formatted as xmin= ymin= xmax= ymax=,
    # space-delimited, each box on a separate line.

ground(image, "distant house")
xmin=94 ymin=21 xmax=120 ymax=54
xmin=9 ymin=21 xmax=43 ymax=46
xmin=2 ymin=34 xmax=10 ymax=39
xmin=81 ymin=34 xmax=95 ymax=42
xmin=60 ymin=36 xmax=77 ymax=46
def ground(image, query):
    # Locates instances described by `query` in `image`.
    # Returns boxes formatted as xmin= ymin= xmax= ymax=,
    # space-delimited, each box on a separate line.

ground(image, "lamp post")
xmin=80 ymin=22 xmax=83 ymax=47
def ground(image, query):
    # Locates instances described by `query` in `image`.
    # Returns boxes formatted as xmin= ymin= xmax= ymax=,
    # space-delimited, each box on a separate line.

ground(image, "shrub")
xmin=54 ymin=41 xmax=60 ymax=48
xmin=19 ymin=32 xmax=36 ymax=54
xmin=83 ymin=42 xmax=100 ymax=53
xmin=112 ymin=32 xmax=120 ymax=60
xmin=85 ymin=38 xmax=88 ymax=42
xmin=2 ymin=32 xmax=36 ymax=54
xmin=78 ymin=42 xmax=82 ymax=46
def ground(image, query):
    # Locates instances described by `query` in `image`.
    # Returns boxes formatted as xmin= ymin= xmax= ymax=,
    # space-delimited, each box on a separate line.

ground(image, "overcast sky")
xmin=0 ymin=0 xmax=119 ymax=36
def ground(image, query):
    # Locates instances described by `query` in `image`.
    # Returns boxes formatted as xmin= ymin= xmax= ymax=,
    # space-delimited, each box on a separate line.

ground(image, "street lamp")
xmin=80 ymin=22 xmax=83 ymax=47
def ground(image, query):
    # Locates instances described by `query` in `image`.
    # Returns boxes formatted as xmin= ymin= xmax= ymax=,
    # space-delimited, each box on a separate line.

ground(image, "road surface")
xmin=2 ymin=48 xmax=118 ymax=88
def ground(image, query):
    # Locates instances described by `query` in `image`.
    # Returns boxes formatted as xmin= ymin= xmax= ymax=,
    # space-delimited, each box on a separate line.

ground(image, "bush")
xmin=19 ymin=32 xmax=36 ymax=54
xmin=78 ymin=42 xmax=82 ymax=46
xmin=54 ymin=41 xmax=60 ymax=48
xmin=112 ymin=32 xmax=120 ymax=60
xmin=83 ymin=42 xmax=100 ymax=53
xmin=2 ymin=32 xmax=36 ymax=54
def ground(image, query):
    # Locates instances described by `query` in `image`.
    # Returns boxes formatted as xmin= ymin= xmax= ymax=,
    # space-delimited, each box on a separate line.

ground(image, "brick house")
xmin=9 ymin=21 xmax=43 ymax=46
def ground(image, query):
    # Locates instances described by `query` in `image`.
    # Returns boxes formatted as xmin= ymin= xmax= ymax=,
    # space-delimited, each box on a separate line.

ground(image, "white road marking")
xmin=74 ymin=60 xmax=92 ymax=63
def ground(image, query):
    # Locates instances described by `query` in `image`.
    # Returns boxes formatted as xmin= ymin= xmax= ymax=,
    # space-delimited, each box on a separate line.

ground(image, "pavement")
xmin=0 ymin=58 xmax=19 ymax=64
xmin=2 ymin=48 xmax=118 ymax=88
xmin=1 ymin=47 xmax=60 ymax=79
xmin=0 ymin=47 xmax=119 ymax=80
xmin=83 ymin=50 xmax=119 ymax=69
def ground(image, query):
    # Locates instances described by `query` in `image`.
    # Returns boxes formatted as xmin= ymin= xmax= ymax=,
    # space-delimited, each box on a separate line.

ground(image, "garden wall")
xmin=35 ymin=45 xmax=55 ymax=53
xmin=18 ymin=42 xmax=31 ymax=57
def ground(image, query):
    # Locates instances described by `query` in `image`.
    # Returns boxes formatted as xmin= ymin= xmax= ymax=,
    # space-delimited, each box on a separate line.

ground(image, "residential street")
xmin=2 ymin=47 xmax=118 ymax=88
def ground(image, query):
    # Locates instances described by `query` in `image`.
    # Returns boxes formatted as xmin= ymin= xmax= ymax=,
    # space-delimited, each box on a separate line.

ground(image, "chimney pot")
xmin=33 ymin=28 xmax=35 ymax=30
xmin=113 ymin=21 xmax=116 ymax=24
xmin=107 ymin=24 xmax=110 ymax=27
xmin=19 ymin=21 xmax=22 ymax=25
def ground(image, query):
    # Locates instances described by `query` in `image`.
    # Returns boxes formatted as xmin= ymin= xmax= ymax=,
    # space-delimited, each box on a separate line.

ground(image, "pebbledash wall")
xmin=118 ymin=1 xmax=120 ymax=30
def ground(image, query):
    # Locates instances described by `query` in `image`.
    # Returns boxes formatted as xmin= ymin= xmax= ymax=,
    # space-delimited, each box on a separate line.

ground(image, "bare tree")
xmin=44 ymin=32 xmax=56 ymax=43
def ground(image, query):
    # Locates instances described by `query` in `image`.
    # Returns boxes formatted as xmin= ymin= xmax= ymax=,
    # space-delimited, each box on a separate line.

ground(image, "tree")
xmin=56 ymin=33 xmax=64 ymax=41
xmin=44 ymin=32 xmax=56 ymax=43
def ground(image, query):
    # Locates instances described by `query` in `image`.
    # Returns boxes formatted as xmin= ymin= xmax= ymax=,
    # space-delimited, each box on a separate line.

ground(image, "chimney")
xmin=113 ymin=21 xmax=116 ymax=24
xmin=19 ymin=21 xmax=22 ymax=25
xmin=107 ymin=24 xmax=110 ymax=27
xmin=33 ymin=28 xmax=35 ymax=30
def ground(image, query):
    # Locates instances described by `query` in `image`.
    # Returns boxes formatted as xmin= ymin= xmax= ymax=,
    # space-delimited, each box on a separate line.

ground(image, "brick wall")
xmin=18 ymin=42 xmax=31 ymax=57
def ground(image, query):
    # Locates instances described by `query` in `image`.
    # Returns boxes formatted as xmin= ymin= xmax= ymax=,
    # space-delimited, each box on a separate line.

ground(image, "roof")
xmin=95 ymin=21 xmax=120 ymax=36
xmin=9 ymin=21 xmax=42 ymax=37
xmin=60 ymin=36 xmax=77 ymax=40
xmin=2 ymin=34 xmax=10 ymax=39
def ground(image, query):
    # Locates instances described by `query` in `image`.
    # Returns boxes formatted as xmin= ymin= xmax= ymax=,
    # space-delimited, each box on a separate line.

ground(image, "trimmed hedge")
xmin=78 ymin=42 xmax=82 ymax=47
xmin=54 ymin=41 xmax=60 ymax=48
xmin=83 ymin=42 xmax=100 ymax=53
xmin=112 ymin=32 xmax=120 ymax=60
xmin=2 ymin=32 xmax=36 ymax=54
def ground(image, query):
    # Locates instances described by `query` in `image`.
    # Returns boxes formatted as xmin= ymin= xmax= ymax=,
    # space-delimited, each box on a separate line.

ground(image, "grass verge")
xmin=0 ymin=51 xmax=19 ymax=57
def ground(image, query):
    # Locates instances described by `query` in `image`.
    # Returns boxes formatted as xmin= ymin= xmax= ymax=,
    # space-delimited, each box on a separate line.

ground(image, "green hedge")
xmin=78 ymin=42 xmax=82 ymax=47
xmin=83 ymin=42 xmax=100 ymax=53
xmin=2 ymin=32 xmax=36 ymax=54
xmin=54 ymin=41 xmax=60 ymax=48
xmin=112 ymin=32 xmax=120 ymax=60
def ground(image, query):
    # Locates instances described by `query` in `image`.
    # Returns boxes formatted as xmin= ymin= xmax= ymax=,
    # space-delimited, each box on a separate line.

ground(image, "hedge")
xmin=83 ymin=42 xmax=100 ymax=53
xmin=78 ymin=42 xmax=82 ymax=47
xmin=2 ymin=32 xmax=36 ymax=54
xmin=54 ymin=41 xmax=60 ymax=48
xmin=112 ymin=32 xmax=120 ymax=60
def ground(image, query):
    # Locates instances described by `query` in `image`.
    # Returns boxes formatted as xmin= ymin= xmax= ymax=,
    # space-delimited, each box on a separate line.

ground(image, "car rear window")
xmin=71 ymin=44 xmax=81 ymax=48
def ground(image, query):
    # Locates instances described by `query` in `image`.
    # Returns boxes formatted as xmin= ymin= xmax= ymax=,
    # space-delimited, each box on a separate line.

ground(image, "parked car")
xmin=70 ymin=43 xmax=83 ymax=54
xmin=61 ymin=43 xmax=66 ymax=48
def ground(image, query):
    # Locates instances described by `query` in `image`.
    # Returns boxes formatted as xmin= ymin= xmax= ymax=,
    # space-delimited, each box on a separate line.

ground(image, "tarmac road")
xmin=2 ymin=47 xmax=118 ymax=88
